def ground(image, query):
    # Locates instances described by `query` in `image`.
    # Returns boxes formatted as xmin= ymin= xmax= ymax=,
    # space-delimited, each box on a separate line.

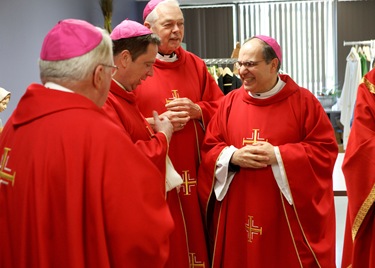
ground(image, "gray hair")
xmin=145 ymin=0 xmax=180 ymax=26
xmin=39 ymin=28 xmax=113 ymax=84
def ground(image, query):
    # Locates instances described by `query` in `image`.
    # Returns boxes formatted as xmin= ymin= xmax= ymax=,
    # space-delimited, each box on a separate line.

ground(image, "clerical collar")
xmin=249 ymin=76 xmax=286 ymax=99
xmin=157 ymin=52 xmax=178 ymax=63
xmin=44 ymin=82 xmax=73 ymax=93
xmin=112 ymin=78 xmax=128 ymax=91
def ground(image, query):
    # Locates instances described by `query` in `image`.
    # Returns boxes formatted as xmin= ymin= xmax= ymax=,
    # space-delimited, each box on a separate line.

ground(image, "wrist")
xmin=229 ymin=161 xmax=240 ymax=172
xmin=193 ymin=104 xmax=202 ymax=120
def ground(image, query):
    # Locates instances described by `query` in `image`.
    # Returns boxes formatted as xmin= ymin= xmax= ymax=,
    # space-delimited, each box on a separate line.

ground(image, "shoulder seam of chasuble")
xmin=362 ymin=76 xmax=375 ymax=94
xmin=352 ymin=184 xmax=375 ymax=240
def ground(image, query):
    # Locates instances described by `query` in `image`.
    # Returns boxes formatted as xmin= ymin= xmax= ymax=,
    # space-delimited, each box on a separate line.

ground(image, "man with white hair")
xmin=135 ymin=0 xmax=224 ymax=267
xmin=0 ymin=18 xmax=173 ymax=268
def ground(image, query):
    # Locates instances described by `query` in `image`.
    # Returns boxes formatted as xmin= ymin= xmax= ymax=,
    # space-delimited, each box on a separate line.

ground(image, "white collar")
xmin=112 ymin=78 xmax=127 ymax=91
xmin=156 ymin=52 xmax=178 ymax=63
xmin=44 ymin=82 xmax=73 ymax=93
xmin=249 ymin=76 xmax=286 ymax=99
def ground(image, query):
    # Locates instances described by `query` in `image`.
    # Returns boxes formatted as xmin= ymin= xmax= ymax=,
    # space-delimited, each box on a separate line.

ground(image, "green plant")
xmin=100 ymin=0 xmax=113 ymax=33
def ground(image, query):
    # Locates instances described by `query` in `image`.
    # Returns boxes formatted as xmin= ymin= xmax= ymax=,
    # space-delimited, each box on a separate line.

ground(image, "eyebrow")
xmin=160 ymin=18 xmax=184 ymax=23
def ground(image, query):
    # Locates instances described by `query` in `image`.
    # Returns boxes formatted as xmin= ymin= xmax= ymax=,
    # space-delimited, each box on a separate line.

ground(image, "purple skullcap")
xmin=110 ymin=19 xmax=152 ymax=40
xmin=143 ymin=0 xmax=165 ymax=21
xmin=40 ymin=19 xmax=102 ymax=61
xmin=254 ymin=35 xmax=282 ymax=64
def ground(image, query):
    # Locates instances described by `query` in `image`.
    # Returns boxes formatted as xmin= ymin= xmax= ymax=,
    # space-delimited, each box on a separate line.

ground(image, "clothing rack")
xmin=203 ymin=58 xmax=237 ymax=65
xmin=343 ymin=40 xmax=375 ymax=47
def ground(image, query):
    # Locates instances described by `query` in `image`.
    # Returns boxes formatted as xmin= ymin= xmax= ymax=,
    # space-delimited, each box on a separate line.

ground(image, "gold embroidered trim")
xmin=362 ymin=76 xmax=375 ymax=95
xmin=196 ymin=104 xmax=205 ymax=130
xmin=212 ymin=200 xmax=223 ymax=268
xmin=289 ymin=196 xmax=321 ymax=267
xmin=352 ymin=184 xmax=375 ymax=240
xmin=280 ymin=192 xmax=303 ymax=267
xmin=205 ymin=149 xmax=224 ymax=221
xmin=193 ymin=120 xmax=201 ymax=163
xmin=176 ymin=190 xmax=191 ymax=263
xmin=279 ymin=155 xmax=321 ymax=267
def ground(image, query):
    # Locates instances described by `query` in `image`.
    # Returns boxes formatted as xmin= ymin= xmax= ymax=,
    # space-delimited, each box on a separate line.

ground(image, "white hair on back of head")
xmin=145 ymin=0 xmax=180 ymax=25
xmin=39 ymin=28 xmax=113 ymax=84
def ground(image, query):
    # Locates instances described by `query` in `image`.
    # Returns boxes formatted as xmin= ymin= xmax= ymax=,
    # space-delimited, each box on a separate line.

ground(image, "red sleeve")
xmin=198 ymin=93 xmax=233 ymax=222
xmin=277 ymin=89 xmax=338 ymax=264
xmin=134 ymin=132 xmax=168 ymax=178
xmin=102 ymin=133 xmax=173 ymax=267
xmin=341 ymin=75 xmax=375 ymax=268
xmin=343 ymin=79 xmax=375 ymax=223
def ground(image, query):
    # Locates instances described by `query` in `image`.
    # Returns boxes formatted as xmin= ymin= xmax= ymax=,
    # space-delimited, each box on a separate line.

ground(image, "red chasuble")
xmin=198 ymin=74 xmax=338 ymax=267
xmin=103 ymin=80 xmax=168 ymax=177
xmin=0 ymin=84 xmax=174 ymax=268
xmin=341 ymin=69 xmax=375 ymax=268
xmin=135 ymin=46 xmax=224 ymax=267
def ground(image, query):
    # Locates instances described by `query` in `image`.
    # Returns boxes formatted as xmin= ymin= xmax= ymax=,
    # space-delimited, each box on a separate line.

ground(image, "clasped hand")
xmin=161 ymin=97 xmax=201 ymax=131
xmin=230 ymin=142 xmax=277 ymax=169
xmin=152 ymin=111 xmax=173 ymax=143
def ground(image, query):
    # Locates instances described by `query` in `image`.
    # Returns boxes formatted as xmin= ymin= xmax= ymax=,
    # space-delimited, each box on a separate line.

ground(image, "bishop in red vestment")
xmin=137 ymin=1 xmax=224 ymax=266
xmin=341 ymin=68 xmax=375 ymax=268
xmin=0 ymin=19 xmax=173 ymax=268
xmin=135 ymin=46 xmax=223 ymax=268
xmin=102 ymin=19 xmax=172 ymax=180
xmin=198 ymin=36 xmax=337 ymax=267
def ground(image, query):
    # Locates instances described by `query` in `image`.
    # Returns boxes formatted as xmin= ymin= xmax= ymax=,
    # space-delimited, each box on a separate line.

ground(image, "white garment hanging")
xmin=340 ymin=47 xmax=362 ymax=150
xmin=363 ymin=46 xmax=372 ymax=62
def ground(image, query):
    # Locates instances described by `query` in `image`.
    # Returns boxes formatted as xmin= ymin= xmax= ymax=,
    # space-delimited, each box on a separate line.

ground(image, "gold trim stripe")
xmin=278 ymin=154 xmax=321 ymax=267
xmin=352 ymin=184 xmax=375 ymax=240
xmin=193 ymin=120 xmax=201 ymax=163
xmin=280 ymin=191 xmax=303 ymax=267
xmin=362 ymin=76 xmax=375 ymax=95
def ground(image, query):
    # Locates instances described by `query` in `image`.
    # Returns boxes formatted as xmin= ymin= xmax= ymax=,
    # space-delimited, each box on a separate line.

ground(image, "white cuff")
xmin=271 ymin=146 xmax=293 ymax=205
xmin=214 ymin=145 xmax=237 ymax=201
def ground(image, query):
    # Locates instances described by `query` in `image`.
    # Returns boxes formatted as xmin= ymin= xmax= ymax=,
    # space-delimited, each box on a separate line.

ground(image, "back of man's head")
xmin=39 ymin=19 xmax=112 ymax=85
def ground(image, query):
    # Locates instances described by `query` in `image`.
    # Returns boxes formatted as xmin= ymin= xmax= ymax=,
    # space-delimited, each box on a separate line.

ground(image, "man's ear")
xmin=93 ymin=65 xmax=104 ymax=88
xmin=120 ymin=50 xmax=132 ymax=68
xmin=271 ymin=58 xmax=279 ymax=71
xmin=144 ymin=21 xmax=151 ymax=29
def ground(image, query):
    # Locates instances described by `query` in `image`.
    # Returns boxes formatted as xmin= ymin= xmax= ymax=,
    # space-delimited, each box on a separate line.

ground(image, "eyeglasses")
xmin=235 ymin=60 xmax=265 ymax=70
xmin=101 ymin=64 xmax=118 ymax=77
